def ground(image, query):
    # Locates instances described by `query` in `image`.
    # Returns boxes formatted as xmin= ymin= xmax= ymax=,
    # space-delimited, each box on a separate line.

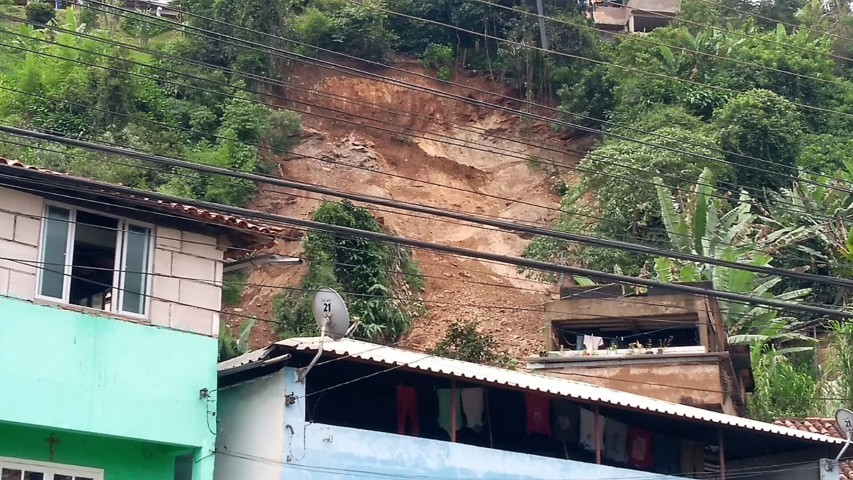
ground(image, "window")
xmin=0 ymin=457 xmax=102 ymax=480
xmin=36 ymin=204 xmax=153 ymax=317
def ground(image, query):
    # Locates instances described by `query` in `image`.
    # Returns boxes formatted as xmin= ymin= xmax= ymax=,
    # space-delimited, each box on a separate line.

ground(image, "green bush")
xmin=421 ymin=43 xmax=454 ymax=79
xmin=25 ymin=2 xmax=55 ymax=26
xmin=430 ymin=320 xmax=515 ymax=367
xmin=713 ymin=89 xmax=803 ymax=194
xmin=330 ymin=1 xmax=397 ymax=62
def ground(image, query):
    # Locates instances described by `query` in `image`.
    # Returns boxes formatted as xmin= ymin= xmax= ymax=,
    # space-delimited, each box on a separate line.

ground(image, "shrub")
xmin=421 ymin=43 xmax=454 ymax=79
xmin=26 ymin=2 xmax=55 ymax=26
xmin=430 ymin=320 xmax=516 ymax=367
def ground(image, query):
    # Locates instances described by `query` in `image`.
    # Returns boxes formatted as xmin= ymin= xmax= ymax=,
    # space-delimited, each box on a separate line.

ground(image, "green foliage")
xmin=557 ymin=66 xmax=615 ymax=127
xmin=120 ymin=9 xmax=169 ymax=47
xmin=0 ymin=24 xmax=300 ymax=206
xmin=330 ymin=1 xmax=397 ymax=62
xmin=713 ymin=89 xmax=803 ymax=194
xmin=797 ymin=134 xmax=853 ymax=175
xmin=219 ymin=317 xmax=257 ymax=361
xmin=421 ymin=43 xmax=454 ymax=80
xmin=273 ymin=201 xmax=425 ymax=342
xmin=221 ymin=271 xmax=248 ymax=306
xmin=25 ymin=3 xmax=54 ymax=26
xmin=525 ymin=127 xmax=724 ymax=276
xmin=430 ymin=319 xmax=515 ymax=367
xmin=748 ymin=344 xmax=820 ymax=421
xmin=825 ymin=321 xmax=853 ymax=412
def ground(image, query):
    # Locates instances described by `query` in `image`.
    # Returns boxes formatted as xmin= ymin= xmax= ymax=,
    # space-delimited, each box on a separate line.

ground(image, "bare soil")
xmin=224 ymin=58 xmax=586 ymax=359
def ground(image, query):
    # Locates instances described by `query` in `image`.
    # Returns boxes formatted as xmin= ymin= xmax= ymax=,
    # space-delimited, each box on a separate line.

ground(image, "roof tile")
xmin=772 ymin=418 xmax=850 ymax=479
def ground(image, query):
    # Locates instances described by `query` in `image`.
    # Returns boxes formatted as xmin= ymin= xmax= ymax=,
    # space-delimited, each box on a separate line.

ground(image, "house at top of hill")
xmin=214 ymin=336 xmax=845 ymax=480
xmin=0 ymin=158 xmax=280 ymax=480
xmin=529 ymin=282 xmax=753 ymax=416
xmin=589 ymin=0 xmax=681 ymax=33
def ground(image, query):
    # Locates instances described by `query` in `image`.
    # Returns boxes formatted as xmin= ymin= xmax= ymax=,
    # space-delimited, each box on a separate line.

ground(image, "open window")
xmin=0 ymin=457 xmax=102 ymax=480
xmin=37 ymin=204 xmax=153 ymax=317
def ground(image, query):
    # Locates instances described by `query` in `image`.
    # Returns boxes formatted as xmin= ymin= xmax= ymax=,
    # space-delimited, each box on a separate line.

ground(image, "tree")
xmin=713 ymin=89 xmax=803 ymax=194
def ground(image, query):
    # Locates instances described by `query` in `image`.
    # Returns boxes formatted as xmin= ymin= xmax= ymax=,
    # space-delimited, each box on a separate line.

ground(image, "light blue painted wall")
xmin=0 ymin=297 xmax=218 ymax=454
xmin=248 ymin=367 xmax=686 ymax=480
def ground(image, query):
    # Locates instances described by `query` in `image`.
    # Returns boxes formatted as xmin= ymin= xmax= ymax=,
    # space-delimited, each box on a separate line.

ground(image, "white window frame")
xmin=0 ymin=456 xmax=104 ymax=480
xmin=34 ymin=201 xmax=155 ymax=319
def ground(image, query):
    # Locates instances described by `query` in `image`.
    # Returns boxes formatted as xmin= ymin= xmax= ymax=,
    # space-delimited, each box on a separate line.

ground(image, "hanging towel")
xmin=461 ymin=388 xmax=485 ymax=433
xmin=397 ymin=385 xmax=419 ymax=437
xmin=436 ymin=388 xmax=463 ymax=436
xmin=576 ymin=335 xmax=585 ymax=351
xmin=525 ymin=392 xmax=551 ymax=437
xmin=583 ymin=335 xmax=604 ymax=353
xmin=579 ymin=408 xmax=604 ymax=452
xmin=652 ymin=434 xmax=680 ymax=474
xmin=551 ymin=400 xmax=580 ymax=444
xmin=628 ymin=427 xmax=654 ymax=469
xmin=603 ymin=419 xmax=629 ymax=463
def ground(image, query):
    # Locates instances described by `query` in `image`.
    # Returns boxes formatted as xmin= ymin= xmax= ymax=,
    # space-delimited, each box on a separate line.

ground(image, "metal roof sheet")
xmin=271 ymin=336 xmax=844 ymax=446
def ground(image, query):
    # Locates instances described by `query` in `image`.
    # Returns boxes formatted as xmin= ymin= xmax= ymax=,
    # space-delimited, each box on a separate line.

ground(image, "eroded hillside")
xmin=227 ymin=58 xmax=585 ymax=358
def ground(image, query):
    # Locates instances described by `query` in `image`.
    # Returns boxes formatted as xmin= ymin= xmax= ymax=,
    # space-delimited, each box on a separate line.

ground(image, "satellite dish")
xmin=836 ymin=409 xmax=853 ymax=439
xmin=312 ymin=287 xmax=350 ymax=339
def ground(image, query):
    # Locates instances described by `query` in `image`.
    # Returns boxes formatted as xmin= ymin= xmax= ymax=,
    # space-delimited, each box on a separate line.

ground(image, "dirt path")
xmin=228 ymin=59 xmax=584 ymax=359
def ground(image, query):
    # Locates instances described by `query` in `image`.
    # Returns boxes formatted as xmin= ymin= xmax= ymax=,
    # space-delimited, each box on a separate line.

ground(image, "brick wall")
xmin=0 ymin=186 xmax=226 ymax=338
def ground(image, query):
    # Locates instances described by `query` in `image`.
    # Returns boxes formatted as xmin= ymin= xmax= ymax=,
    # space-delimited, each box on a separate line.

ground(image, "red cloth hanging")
xmin=397 ymin=385 xmax=419 ymax=436
xmin=525 ymin=392 xmax=551 ymax=437
xmin=628 ymin=427 xmax=654 ymax=469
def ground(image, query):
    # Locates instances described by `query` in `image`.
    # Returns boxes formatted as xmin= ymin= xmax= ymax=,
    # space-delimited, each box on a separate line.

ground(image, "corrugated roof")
xmin=774 ymin=418 xmax=851 ymax=479
xmin=262 ymin=336 xmax=844 ymax=446
xmin=0 ymin=157 xmax=283 ymax=247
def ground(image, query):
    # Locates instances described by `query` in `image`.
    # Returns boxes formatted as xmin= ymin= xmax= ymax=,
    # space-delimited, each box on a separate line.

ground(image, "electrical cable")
xmin=464 ymin=0 xmax=852 ymax=89
xmin=1 ymin=164 xmax=848 ymax=319
xmin=70 ymin=1 xmax=853 ymax=193
xmin=4 ymin=125 xmax=853 ymax=295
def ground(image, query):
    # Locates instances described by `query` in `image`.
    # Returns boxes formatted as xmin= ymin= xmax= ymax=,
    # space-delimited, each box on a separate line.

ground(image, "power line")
xmin=344 ymin=0 xmax=853 ymax=120
xmin=72 ymin=1 xmax=853 ymax=195
xmin=464 ymin=0 xmax=852 ymax=89
xmin=5 ymin=125 xmax=853 ymax=294
xmin=2 ymin=163 xmax=847 ymax=319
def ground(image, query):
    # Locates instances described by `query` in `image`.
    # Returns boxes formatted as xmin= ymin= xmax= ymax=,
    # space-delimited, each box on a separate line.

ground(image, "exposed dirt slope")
xmin=227 ymin=58 xmax=584 ymax=359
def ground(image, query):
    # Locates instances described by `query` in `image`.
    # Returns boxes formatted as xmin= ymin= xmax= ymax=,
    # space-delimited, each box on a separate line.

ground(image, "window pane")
xmin=173 ymin=454 xmax=193 ymax=480
xmin=39 ymin=206 xmax=70 ymax=299
xmin=69 ymin=211 xmax=118 ymax=311
xmin=53 ymin=476 xmax=71 ymax=480
xmin=23 ymin=472 xmax=43 ymax=480
xmin=75 ymin=477 xmax=93 ymax=480
xmin=122 ymin=224 xmax=151 ymax=315
xmin=2 ymin=469 xmax=22 ymax=480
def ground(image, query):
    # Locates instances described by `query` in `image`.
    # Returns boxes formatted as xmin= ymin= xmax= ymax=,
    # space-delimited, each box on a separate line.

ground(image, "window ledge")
xmin=32 ymin=298 xmax=151 ymax=326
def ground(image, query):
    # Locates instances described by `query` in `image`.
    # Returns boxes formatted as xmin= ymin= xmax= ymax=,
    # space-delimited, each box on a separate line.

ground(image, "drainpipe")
xmin=450 ymin=380 xmax=458 ymax=443
xmin=718 ymin=428 xmax=726 ymax=480
xmin=595 ymin=405 xmax=602 ymax=464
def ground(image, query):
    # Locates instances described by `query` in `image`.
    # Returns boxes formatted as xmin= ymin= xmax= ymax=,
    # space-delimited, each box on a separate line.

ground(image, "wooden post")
xmin=450 ymin=380 xmax=458 ymax=443
xmin=595 ymin=405 xmax=602 ymax=464
xmin=719 ymin=428 xmax=726 ymax=480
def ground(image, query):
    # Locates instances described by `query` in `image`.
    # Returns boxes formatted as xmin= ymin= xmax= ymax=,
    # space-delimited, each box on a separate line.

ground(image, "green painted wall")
xmin=0 ymin=297 xmax=218 ymax=450
xmin=0 ymin=422 xmax=184 ymax=480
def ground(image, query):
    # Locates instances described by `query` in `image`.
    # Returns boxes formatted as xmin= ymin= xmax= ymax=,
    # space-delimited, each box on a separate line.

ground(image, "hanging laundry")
xmin=603 ymin=419 xmax=629 ymax=463
xmin=652 ymin=434 xmax=680 ymax=474
xmin=551 ymin=400 xmax=580 ymax=444
xmin=628 ymin=427 xmax=654 ymax=469
xmin=579 ymin=408 xmax=605 ymax=452
xmin=576 ymin=335 xmax=585 ymax=351
xmin=680 ymin=441 xmax=705 ymax=475
xmin=461 ymin=388 xmax=485 ymax=433
xmin=396 ymin=385 xmax=419 ymax=437
xmin=582 ymin=335 xmax=604 ymax=353
xmin=436 ymin=388 xmax=463 ymax=437
xmin=525 ymin=392 xmax=551 ymax=437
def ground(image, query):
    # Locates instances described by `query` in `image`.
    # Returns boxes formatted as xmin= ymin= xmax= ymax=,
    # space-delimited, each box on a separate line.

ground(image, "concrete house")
xmin=530 ymin=283 xmax=753 ymax=416
xmin=590 ymin=0 xmax=681 ymax=33
xmin=215 ymin=337 xmax=844 ymax=480
xmin=0 ymin=158 xmax=279 ymax=480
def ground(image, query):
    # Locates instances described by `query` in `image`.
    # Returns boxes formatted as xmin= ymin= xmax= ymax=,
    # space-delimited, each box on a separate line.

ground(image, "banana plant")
xmin=652 ymin=168 xmax=815 ymax=345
